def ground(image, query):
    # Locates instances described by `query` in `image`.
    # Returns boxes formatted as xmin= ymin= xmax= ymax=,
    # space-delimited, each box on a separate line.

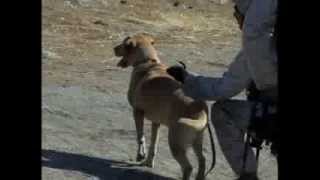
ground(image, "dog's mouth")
xmin=114 ymin=45 xmax=124 ymax=57
xmin=114 ymin=45 xmax=129 ymax=68
xmin=117 ymin=58 xmax=128 ymax=68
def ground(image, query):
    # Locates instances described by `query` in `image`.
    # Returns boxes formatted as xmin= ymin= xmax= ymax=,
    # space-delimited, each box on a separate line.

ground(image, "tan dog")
xmin=114 ymin=34 xmax=215 ymax=180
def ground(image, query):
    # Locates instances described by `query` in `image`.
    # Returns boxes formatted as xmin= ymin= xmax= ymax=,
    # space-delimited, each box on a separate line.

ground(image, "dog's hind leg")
xmin=193 ymin=133 xmax=206 ymax=180
xmin=141 ymin=122 xmax=160 ymax=168
xmin=134 ymin=109 xmax=146 ymax=161
xmin=169 ymin=127 xmax=193 ymax=180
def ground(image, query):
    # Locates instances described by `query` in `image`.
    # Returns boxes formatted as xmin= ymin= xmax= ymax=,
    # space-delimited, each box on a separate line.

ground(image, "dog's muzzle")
xmin=114 ymin=45 xmax=124 ymax=57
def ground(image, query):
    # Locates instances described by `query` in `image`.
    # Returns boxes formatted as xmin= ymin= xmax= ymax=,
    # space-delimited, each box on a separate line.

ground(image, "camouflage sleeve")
xmin=242 ymin=0 xmax=278 ymax=90
xmin=182 ymin=51 xmax=251 ymax=101
xmin=182 ymin=0 xmax=278 ymax=101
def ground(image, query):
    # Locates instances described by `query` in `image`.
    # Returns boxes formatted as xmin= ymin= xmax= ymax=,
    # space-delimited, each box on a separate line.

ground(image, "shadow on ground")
xmin=42 ymin=149 xmax=175 ymax=180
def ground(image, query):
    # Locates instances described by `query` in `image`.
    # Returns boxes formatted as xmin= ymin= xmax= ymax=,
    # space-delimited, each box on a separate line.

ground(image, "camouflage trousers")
xmin=211 ymin=99 xmax=257 ymax=175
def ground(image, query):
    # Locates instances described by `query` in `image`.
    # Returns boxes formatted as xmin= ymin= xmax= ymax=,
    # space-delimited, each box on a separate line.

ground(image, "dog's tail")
xmin=182 ymin=102 xmax=216 ymax=177
xmin=180 ymin=102 xmax=216 ymax=176
xmin=179 ymin=101 xmax=208 ymax=130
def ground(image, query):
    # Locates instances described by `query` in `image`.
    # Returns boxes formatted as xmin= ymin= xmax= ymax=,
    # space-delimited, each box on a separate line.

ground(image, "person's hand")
xmin=166 ymin=61 xmax=188 ymax=83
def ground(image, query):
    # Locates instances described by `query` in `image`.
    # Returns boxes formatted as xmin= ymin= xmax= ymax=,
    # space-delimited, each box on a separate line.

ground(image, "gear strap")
xmin=242 ymin=81 xmax=278 ymax=173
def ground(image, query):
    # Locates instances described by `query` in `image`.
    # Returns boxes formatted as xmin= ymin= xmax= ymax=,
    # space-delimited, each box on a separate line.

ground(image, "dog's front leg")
xmin=141 ymin=122 xmax=160 ymax=168
xmin=134 ymin=109 xmax=146 ymax=162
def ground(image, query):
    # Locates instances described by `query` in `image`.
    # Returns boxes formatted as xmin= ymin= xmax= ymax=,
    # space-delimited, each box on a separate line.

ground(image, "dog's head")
xmin=113 ymin=34 xmax=160 ymax=68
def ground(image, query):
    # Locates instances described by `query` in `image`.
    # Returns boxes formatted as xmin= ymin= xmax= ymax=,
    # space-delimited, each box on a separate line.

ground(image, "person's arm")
xmin=183 ymin=51 xmax=251 ymax=101
xmin=242 ymin=0 xmax=278 ymax=90
xmin=182 ymin=0 xmax=278 ymax=101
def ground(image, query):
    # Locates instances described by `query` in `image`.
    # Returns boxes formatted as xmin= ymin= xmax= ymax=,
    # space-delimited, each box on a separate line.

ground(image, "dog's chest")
xmin=127 ymin=68 xmax=152 ymax=106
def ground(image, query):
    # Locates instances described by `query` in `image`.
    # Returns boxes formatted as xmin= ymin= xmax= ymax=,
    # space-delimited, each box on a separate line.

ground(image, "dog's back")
xmin=129 ymin=61 xmax=207 ymax=128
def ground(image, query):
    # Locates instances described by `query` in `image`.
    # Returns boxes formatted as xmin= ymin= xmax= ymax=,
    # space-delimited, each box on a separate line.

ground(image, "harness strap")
xmin=242 ymin=134 xmax=251 ymax=172
xmin=242 ymin=100 xmax=262 ymax=173
xmin=242 ymin=133 xmax=263 ymax=173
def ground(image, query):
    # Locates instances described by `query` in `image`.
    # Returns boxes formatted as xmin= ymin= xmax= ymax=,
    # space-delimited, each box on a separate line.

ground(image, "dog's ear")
xmin=146 ymin=35 xmax=155 ymax=45
xmin=140 ymin=33 xmax=155 ymax=45
xmin=125 ymin=37 xmax=137 ymax=48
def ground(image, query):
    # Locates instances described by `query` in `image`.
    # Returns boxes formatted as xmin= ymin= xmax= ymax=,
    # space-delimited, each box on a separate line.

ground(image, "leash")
xmin=204 ymin=103 xmax=216 ymax=178
xmin=204 ymin=119 xmax=216 ymax=177
xmin=242 ymin=101 xmax=272 ymax=173
xmin=242 ymin=133 xmax=262 ymax=173
xmin=241 ymin=101 xmax=260 ymax=173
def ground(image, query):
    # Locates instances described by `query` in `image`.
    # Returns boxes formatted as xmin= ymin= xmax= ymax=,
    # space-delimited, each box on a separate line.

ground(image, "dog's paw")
xmin=136 ymin=153 xmax=146 ymax=162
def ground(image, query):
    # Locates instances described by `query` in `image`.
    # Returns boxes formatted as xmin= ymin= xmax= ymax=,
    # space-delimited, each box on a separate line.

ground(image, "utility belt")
xmin=247 ymin=98 xmax=278 ymax=154
xmin=242 ymin=82 xmax=279 ymax=172
xmin=247 ymin=81 xmax=278 ymax=151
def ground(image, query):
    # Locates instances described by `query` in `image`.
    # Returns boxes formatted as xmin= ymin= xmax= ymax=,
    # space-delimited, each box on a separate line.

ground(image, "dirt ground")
xmin=42 ymin=0 xmax=277 ymax=179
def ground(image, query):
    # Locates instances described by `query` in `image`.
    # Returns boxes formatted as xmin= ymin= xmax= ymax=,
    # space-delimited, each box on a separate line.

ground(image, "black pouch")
xmin=246 ymin=81 xmax=279 ymax=154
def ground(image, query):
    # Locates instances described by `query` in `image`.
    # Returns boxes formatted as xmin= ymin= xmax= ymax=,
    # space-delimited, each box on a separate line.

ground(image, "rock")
xmin=173 ymin=1 xmax=180 ymax=7
xmin=210 ymin=0 xmax=231 ymax=5
xmin=93 ymin=20 xmax=108 ymax=26
xmin=64 ymin=0 xmax=79 ymax=8
xmin=42 ymin=50 xmax=61 ymax=61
